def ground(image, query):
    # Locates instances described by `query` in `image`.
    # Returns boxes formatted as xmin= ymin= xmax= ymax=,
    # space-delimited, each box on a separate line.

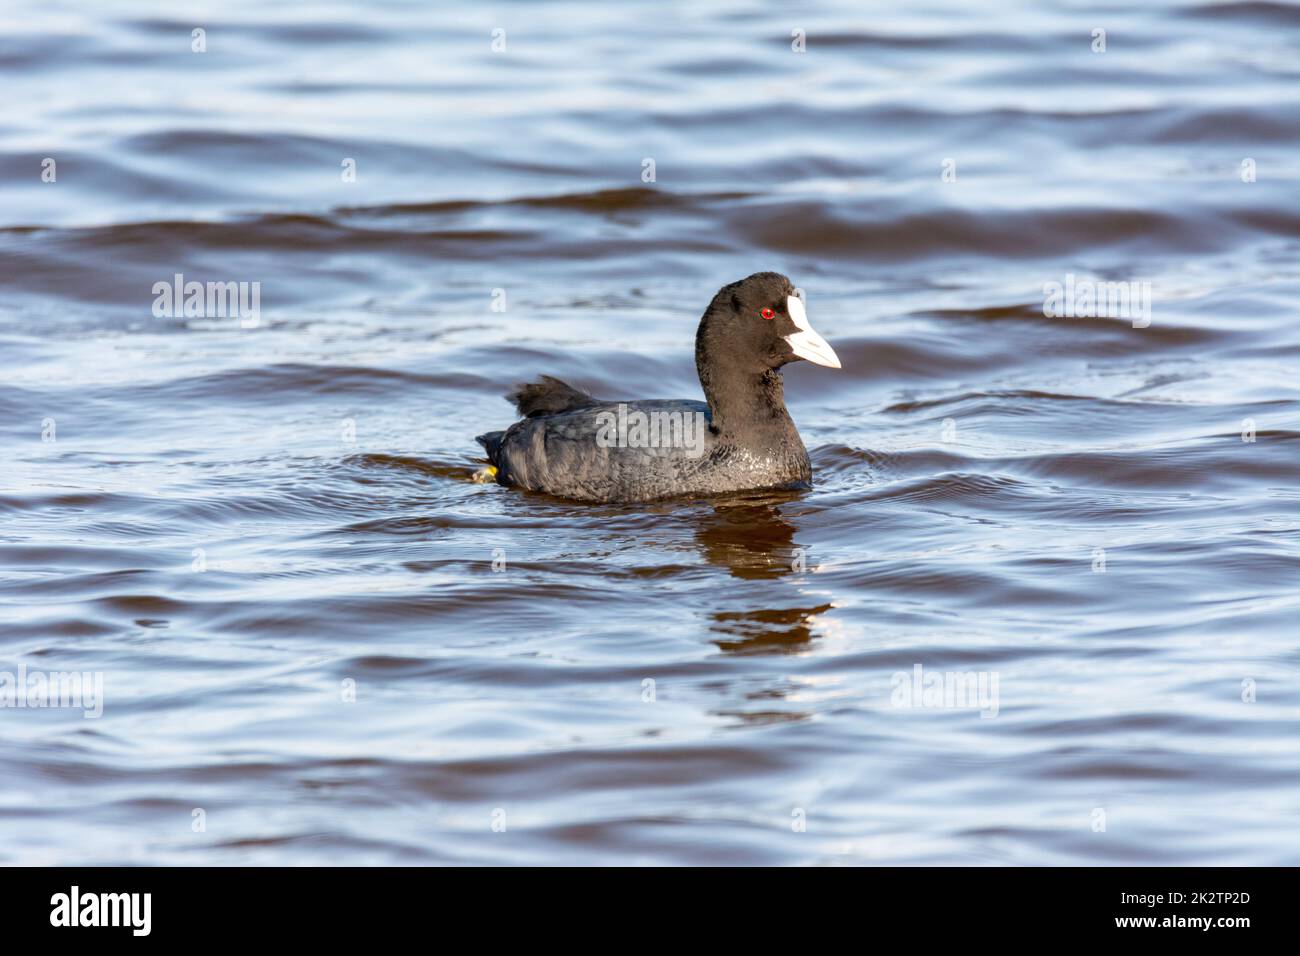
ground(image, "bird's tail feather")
xmin=507 ymin=375 xmax=595 ymax=418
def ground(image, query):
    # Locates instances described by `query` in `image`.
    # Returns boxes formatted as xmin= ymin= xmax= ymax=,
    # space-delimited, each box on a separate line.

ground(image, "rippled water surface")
xmin=3 ymin=0 xmax=1299 ymax=864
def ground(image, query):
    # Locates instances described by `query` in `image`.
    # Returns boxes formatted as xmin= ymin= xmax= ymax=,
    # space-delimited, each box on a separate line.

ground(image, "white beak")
xmin=783 ymin=295 xmax=841 ymax=369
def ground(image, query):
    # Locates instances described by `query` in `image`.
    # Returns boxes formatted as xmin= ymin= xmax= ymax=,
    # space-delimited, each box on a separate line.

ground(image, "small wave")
xmin=1187 ymin=1 xmax=1300 ymax=26
xmin=337 ymin=186 xmax=755 ymax=218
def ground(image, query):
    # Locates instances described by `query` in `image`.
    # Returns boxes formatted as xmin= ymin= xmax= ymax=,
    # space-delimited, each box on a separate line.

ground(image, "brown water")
xmin=2 ymin=0 xmax=1299 ymax=864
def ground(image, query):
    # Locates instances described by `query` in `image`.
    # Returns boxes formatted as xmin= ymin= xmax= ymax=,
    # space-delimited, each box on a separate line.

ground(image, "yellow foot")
xmin=471 ymin=464 xmax=499 ymax=484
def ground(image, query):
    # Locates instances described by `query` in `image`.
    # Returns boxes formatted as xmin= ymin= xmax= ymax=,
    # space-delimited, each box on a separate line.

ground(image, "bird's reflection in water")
xmin=694 ymin=493 xmax=800 ymax=582
xmin=692 ymin=493 xmax=835 ymax=656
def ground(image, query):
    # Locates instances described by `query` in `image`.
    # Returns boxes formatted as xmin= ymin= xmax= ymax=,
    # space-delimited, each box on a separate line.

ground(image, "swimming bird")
xmin=474 ymin=271 xmax=840 ymax=503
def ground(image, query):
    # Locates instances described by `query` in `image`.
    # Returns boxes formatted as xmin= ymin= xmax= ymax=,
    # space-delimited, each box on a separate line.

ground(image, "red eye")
xmin=760 ymin=307 xmax=775 ymax=320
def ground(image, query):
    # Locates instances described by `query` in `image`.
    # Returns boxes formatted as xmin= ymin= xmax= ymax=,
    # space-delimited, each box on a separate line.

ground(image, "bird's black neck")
xmin=698 ymin=358 xmax=801 ymax=447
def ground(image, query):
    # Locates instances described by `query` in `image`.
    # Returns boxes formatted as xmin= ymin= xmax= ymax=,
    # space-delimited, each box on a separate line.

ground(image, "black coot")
xmin=474 ymin=272 xmax=841 ymax=503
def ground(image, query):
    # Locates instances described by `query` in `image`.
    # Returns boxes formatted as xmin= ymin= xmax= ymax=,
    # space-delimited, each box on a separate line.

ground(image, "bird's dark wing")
xmin=495 ymin=400 xmax=715 ymax=501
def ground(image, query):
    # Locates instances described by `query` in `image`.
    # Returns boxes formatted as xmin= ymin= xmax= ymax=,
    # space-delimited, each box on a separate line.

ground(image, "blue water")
xmin=1 ymin=0 xmax=1298 ymax=864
